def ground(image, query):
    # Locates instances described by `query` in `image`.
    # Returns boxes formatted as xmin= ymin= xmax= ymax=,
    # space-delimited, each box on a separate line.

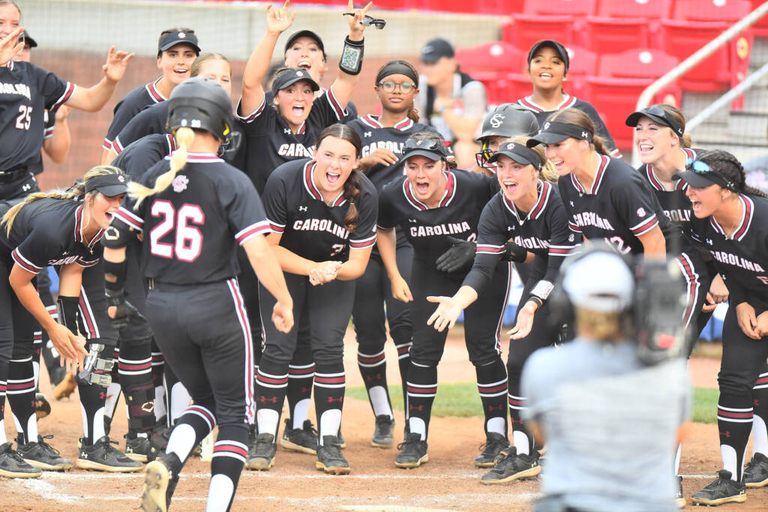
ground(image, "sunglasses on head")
xmin=685 ymin=158 xmax=737 ymax=191
xmin=643 ymin=106 xmax=683 ymax=136
xmin=403 ymin=137 xmax=446 ymax=156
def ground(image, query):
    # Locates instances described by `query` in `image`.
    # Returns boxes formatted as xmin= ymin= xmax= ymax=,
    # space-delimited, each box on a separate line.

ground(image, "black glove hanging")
xmin=105 ymin=289 xmax=145 ymax=331
xmin=502 ymin=241 xmax=528 ymax=263
xmin=435 ymin=236 xmax=476 ymax=273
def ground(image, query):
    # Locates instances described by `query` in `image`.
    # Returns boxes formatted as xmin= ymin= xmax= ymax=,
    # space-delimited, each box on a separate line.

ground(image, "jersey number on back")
xmin=149 ymin=200 xmax=205 ymax=262
xmin=16 ymin=105 xmax=32 ymax=131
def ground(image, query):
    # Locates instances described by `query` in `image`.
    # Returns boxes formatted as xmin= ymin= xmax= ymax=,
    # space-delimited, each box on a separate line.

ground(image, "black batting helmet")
xmin=167 ymin=77 xmax=233 ymax=142
xmin=476 ymin=105 xmax=539 ymax=143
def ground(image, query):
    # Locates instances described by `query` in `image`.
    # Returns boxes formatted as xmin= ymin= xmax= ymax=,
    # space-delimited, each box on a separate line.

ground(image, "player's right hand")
xmin=735 ymin=302 xmax=761 ymax=340
xmin=272 ymin=301 xmax=294 ymax=333
xmin=266 ymin=1 xmax=296 ymax=35
xmin=0 ymin=26 xmax=24 ymax=66
xmin=390 ymin=274 xmax=412 ymax=303
xmin=309 ymin=261 xmax=342 ymax=285
xmin=48 ymin=323 xmax=88 ymax=368
xmin=426 ymin=296 xmax=461 ymax=332
xmin=359 ymin=148 xmax=398 ymax=169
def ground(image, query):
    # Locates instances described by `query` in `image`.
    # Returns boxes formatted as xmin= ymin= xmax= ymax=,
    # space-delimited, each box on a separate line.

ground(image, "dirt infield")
xmin=3 ymin=334 xmax=767 ymax=511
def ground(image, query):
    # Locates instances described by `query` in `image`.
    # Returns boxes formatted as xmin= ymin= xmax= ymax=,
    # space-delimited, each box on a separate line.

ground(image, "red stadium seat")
xmin=523 ymin=0 xmax=597 ymax=16
xmin=747 ymin=0 xmax=768 ymax=38
xmin=596 ymin=0 xmax=672 ymax=19
xmin=585 ymin=17 xmax=652 ymax=54
xmin=502 ymin=14 xmax=576 ymax=49
xmin=417 ymin=0 xmax=525 ymax=14
xmin=469 ymin=71 xmax=526 ymax=106
xmin=661 ymin=19 xmax=753 ymax=94
xmin=671 ymin=0 xmax=751 ymax=22
xmin=597 ymin=48 xmax=679 ymax=80
xmin=585 ymin=77 xmax=656 ymax=150
xmin=454 ymin=42 xmax=525 ymax=74
xmin=562 ymin=45 xmax=598 ymax=100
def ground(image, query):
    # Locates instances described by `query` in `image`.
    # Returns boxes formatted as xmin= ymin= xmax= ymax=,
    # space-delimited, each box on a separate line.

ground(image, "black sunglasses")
xmin=343 ymin=13 xmax=387 ymax=30
xmin=403 ymin=137 xmax=447 ymax=156
xmin=685 ymin=158 xmax=737 ymax=191
xmin=643 ymin=105 xmax=684 ymax=137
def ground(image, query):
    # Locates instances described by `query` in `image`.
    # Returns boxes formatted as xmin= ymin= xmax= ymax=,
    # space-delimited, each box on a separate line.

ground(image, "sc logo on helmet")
xmin=489 ymin=113 xmax=505 ymax=129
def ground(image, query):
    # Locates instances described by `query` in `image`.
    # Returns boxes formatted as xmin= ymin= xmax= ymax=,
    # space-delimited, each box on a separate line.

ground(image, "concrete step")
xmin=727 ymin=111 xmax=768 ymax=138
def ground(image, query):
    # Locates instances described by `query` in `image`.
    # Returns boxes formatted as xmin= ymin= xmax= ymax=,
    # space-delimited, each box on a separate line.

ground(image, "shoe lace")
xmin=396 ymin=436 xmax=420 ymax=452
xmin=302 ymin=420 xmax=318 ymax=435
xmin=478 ymin=435 xmax=507 ymax=454
xmin=5 ymin=446 xmax=27 ymax=463
xmin=38 ymin=435 xmax=62 ymax=456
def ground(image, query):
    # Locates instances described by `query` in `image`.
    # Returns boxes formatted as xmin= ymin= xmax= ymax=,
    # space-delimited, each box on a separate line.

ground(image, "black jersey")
xmin=347 ymin=114 xmax=437 ymax=192
xmin=377 ymin=169 xmax=498 ymax=268
xmin=558 ymin=155 xmax=684 ymax=255
xmin=27 ymin=109 xmax=56 ymax=176
xmin=113 ymin=152 xmax=270 ymax=284
xmin=514 ymin=95 xmax=620 ymax=157
xmin=636 ymin=147 xmax=700 ymax=234
xmin=0 ymin=61 xmax=72 ymax=172
xmin=464 ymin=181 xmax=577 ymax=292
xmin=103 ymin=79 xmax=166 ymax=151
xmin=237 ymin=87 xmax=347 ymax=194
xmin=0 ymin=198 xmax=102 ymax=273
xmin=111 ymin=133 xmax=175 ymax=181
xmin=262 ymin=158 xmax=378 ymax=264
xmin=689 ymin=194 xmax=768 ymax=309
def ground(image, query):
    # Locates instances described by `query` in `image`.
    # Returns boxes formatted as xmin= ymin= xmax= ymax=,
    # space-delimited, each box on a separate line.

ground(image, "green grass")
xmin=347 ymin=384 xmax=720 ymax=424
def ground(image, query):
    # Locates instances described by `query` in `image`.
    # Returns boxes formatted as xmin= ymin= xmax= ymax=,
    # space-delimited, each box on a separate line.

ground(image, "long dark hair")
xmin=315 ymin=124 xmax=363 ymax=232
xmin=548 ymin=108 xmax=611 ymax=156
xmin=697 ymin=150 xmax=768 ymax=198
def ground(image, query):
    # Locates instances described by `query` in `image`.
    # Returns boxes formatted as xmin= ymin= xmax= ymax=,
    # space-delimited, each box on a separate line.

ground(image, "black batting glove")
xmin=436 ymin=236 xmax=476 ymax=273
xmin=502 ymin=241 xmax=528 ymax=263
xmin=105 ymin=288 xmax=145 ymax=331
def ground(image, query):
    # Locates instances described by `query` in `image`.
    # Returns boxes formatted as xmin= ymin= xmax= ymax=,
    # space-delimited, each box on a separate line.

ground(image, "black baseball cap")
xmin=20 ymin=31 xmax=37 ymax=48
xmin=489 ymin=141 xmax=543 ymax=170
xmin=271 ymin=68 xmax=320 ymax=97
xmin=158 ymin=30 xmax=201 ymax=54
xmin=285 ymin=30 xmax=326 ymax=59
xmin=402 ymin=137 xmax=450 ymax=161
xmin=528 ymin=40 xmax=569 ymax=73
xmin=421 ymin=38 xmax=454 ymax=64
xmin=673 ymin=159 xmax=737 ymax=191
xmin=527 ymin=120 xmax=593 ymax=147
xmin=625 ymin=105 xmax=684 ymax=138
xmin=85 ymin=173 xmax=128 ymax=197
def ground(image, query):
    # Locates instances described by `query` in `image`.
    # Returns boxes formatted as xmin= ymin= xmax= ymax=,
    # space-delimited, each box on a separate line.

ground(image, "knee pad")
xmin=125 ymin=383 xmax=155 ymax=431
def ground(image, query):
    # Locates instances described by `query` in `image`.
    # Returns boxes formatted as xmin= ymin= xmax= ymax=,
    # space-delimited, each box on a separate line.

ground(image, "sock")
xmin=119 ymin=343 xmax=155 ymax=437
xmin=675 ymin=444 xmax=682 ymax=476
xmin=102 ymin=382 xmax=122 ymax=435
xmin=208 ymin=424 xmax=248 ymax=512
xmin=254 ymin=359 xmax=289 ymax=437
xmin=164 ymin=362 xmax=191 ymax=425
xmin=391 ymin=328 xmax=412 ymax=410
xmin=752 ymin=370 xmax=768 ymax=457
xmin=8 ymin=357 xmax=37 ymax=445
xmin=0 ymin=369 xmax=6 ymax=444
xmin=406 ymin=362 xmax=437 ymax=441
xmin=151 ymin=338 xmax=166 ymax=423
xmin=717 ymin=392 xmax=753 ymax=481
xmin=358 ymin=345 xmax=393 ymax=419
xmin=167 ymin=404 xmax=216 ymax=466
xmin=313 ymin=363 xmax=345 ymax=445
xmin=476 ymin=357 xmax=508 ymax=437
xmin=32 ymin=331 xmax=41 ymax=389
xmin=41 ymin=304 xmax=61 ymax=380
xmin=286 ymin=347 xmax=314 ymax=429
xmin=507 ymin=364 xmax=533 ymax=455
xmin=79 ymin=379 xmax=107 ymax=445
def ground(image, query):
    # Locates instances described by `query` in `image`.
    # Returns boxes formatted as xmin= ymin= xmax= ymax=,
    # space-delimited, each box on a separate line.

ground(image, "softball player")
xmin=472 ymin=105 xmax=539 ymax=175
xmin=428 ymin=137 xmax=576 ymax=482
xmin=100 ymin=27 xmax=200 ymax=164
xmin=377 ymin=131 xmax=510 ymax=469
xmin=105 ymin=77 xmax=293 ymax=512
xmin=345 ymin=59 xmax=435 ymax=448
xmin=513 ymin=39 xmax=620 ymax=157
xmin=248 ymin=123 xmax=377 ymax=475
xmin=674 ymin=151 xmax=768 ymax=506
xmin=0 ymin=166 xmax=140 ymax=477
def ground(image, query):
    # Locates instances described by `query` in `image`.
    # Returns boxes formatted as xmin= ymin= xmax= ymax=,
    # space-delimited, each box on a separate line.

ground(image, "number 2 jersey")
xmin=262 ymin=158 xmax=378 ymax=264
xmin=558 ymin=155 xmax=684 ymax=255
xmin=112 ymin=152 xmax=270 ymax=284
xmin=689 ymin=194 xmax=768 ymax=310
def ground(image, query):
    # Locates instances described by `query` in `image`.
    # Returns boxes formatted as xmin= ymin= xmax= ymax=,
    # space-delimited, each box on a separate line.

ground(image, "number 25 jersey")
xmin=113 ymin=152 xmax=271 ymax=284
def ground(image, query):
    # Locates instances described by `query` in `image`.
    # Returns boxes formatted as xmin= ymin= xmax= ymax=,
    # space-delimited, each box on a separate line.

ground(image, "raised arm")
xmin=65 ymin=46 xmax=134 ymax=112
xmin=327 ymin=0 xmax=372 ymax=110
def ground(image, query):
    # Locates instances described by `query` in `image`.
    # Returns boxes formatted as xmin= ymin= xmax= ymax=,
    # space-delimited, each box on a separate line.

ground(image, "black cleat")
xmin=371 ymin=415 xmax=395 ymax=448
xmin=691 ymin=469 xmax=747 ymax=506
xmin=246 ymin=433 xmax=277 ymax=471
xmin=474 ymin=432 xmax=510 ymax=468
xmin=151 ymin=423 xmax=173 ymax=455
xmin=280 ymin=419 xmax=318 ymax=455
xmin=316 ymin=435 xmax=350 ymax=475
xmin=16 ymin=435 xmax=73 ymax=471
xmin=141 ymin=453 xmax=180 ymax=512
xmin=744 ymin=452 xmax=768 ymax=488
xmin=395 ymin=432 xmax=428 ymax=469
xmin=76 ymin=435 xmax=143 ymax=472
xmin=126 ymin=432 xmax=158 ymax=463
xmin=0 ymin=442 xmax=42 ymax=478
xmin=481 ymin=447 xmax=540 ymax=485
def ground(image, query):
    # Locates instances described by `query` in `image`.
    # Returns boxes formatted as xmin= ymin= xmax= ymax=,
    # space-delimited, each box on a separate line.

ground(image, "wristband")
xmin=340 ymin=36 xmax=364 ymax=75
xmin=530 ymin=280 xmax=554 ymax=301
xmin=527 ymin=296 xmax=543 ymax=309
xmin=104 ymin=258 xmax=127 ymax=294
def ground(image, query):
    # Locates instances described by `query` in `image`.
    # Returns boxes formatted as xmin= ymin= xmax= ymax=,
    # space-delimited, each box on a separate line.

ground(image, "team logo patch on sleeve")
xmin=637 ymin=207 xmax=646 ymax=217
xmin=172 ymin=174 xmax=189 ymax=193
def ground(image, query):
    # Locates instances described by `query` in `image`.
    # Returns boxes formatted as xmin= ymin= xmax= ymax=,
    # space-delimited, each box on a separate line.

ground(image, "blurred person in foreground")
xmin=522 ymin=247 xmax=691 ymax=512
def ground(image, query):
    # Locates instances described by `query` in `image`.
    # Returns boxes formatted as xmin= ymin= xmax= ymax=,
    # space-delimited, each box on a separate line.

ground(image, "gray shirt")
xmin=416 ymin=72 xmax=486 ymax=142
xmin=522 ymin=339 xmax=690 ymax=512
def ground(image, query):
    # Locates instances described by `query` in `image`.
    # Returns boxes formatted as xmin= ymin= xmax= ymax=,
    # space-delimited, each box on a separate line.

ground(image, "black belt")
xmin=0 ymin=167 xmax=30 ymax=184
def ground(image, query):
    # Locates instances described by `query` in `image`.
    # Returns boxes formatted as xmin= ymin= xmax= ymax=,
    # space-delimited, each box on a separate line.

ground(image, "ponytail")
xmin=2 ymin=165 xmax=121 ymax=236
xmin=407 ymin=105 xmax=420 ymax=123
xmin=343 ymin=170 xmax=361 ymax=232
xmin=592 ymin=135 xmax=610 ymax=156
xmin=127 ymin=127 xmax=195 ymax=209
xmin=508 ymin=135 xmax=558 ymax=183
xmin=698 ymin=149 xmax=768 ymax=199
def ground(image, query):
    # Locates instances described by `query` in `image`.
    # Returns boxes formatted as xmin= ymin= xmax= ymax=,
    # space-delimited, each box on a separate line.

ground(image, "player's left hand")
xmin=756 ymin=310 xmax=768 ymax=338
xmin=426 ymin=296 xmax=461 ymax=332
xmin=266 ymin=1 xmax=296 ymax=35
xmin=55 ymin=105 xmax=71 ymax=122
xmin=346 ymin=0 xmax=373 ymax=39
xmin=435 ymin=236 xmax=475 ymax=273
xmin=272 ymin=300 xmax=294 ymax=333
xmin=0 ymin=26 xmax=24 ymax=67
xmin=102 ymin=46 xmax=135 ymax=82
xmin=509 ymin=301 xmax=537 ymax=340
xmin=708 ymin=273 xmax=729 ymax=304
xmin=106 ymin=289 xmax=145 ymax=330
xmin=735 ymin=302 xmax=760 ymax=340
